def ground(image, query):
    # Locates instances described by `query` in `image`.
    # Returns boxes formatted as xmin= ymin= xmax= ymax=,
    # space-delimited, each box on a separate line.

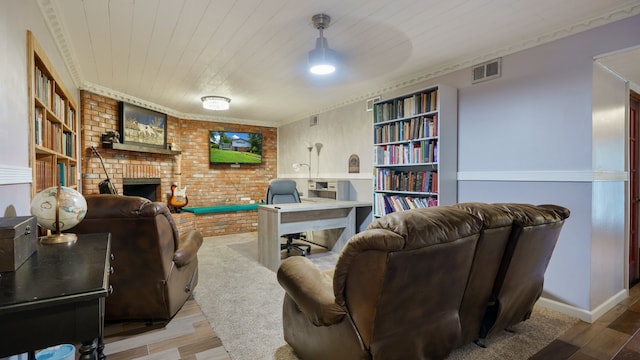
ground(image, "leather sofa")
xmin=70 ymin=194 xmax=203 ymax=321
xmin=277 ymin=202 xmax=569 ymax=359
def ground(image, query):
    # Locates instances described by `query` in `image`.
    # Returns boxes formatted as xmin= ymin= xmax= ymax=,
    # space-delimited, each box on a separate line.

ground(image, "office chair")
xmin=266 ymin=179 xmax=312 ymax=256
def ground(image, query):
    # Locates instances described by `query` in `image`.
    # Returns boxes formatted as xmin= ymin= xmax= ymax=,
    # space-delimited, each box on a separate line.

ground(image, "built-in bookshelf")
xmin=372 ymin=84 xmax=457 ymax=217
xmin=27 ymin=31 xmax=79 ymax=197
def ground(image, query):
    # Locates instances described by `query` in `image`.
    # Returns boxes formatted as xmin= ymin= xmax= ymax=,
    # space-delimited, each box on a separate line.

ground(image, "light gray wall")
xmin=278 ymin=14 xmax=640 ymax=320
xmin=278 ymin=100 xmax=373 ymax=201
xmin=0 ymin=0 xmax=78 ymax=216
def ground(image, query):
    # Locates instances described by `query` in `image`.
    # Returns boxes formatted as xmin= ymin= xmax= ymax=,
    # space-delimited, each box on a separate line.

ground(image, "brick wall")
xmin=80 ymin=90 xmax=277 ymax=236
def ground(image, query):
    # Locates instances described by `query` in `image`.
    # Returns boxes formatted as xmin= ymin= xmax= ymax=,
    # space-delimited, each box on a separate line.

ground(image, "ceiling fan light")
xmin=308 ymin=40 xmax=337 ymax=75
xmin=308 ymin=13 xmax=337 ymax=75
xmin=201 ymin=96 xmax=231 ymax=110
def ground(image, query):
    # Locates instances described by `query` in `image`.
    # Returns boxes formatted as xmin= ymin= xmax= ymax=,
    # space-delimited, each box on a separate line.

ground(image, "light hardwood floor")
xmin=102 ymin=285 xmax=640 ymax=360
xmin=102 ymin=298 xmax=230 ymax=360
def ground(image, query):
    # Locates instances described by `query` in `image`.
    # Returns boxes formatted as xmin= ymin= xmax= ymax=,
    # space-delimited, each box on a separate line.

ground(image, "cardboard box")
xmin=0 ymin=216 xmax=37 ymax=272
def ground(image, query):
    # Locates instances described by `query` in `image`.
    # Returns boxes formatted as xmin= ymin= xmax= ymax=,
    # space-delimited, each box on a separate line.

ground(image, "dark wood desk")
xmin=0 ymin=232 xmax=111 ymax=360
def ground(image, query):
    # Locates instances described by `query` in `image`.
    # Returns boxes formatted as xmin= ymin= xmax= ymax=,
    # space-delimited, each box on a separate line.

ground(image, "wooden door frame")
xmin=630 ymin=90 xmax=640 ymax=286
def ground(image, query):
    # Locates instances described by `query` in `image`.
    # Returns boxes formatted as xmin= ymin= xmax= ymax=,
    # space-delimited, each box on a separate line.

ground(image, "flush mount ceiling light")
xmin=308 ymin=14 xmax=337 ymax=75
xmin=201 ymin=96 xmax=231 ymax=110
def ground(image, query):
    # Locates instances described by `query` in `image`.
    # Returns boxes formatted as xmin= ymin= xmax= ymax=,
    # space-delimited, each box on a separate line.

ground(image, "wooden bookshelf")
xmin=372 ymin=84 xmax=458 ymax=217
xmin=27 ymin=31 xmax=79 ymax=197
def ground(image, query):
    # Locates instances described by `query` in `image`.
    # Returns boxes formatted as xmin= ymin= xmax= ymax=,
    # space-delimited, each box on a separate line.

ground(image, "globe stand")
xmin=38 ymin=184 xmax=78 ymax=245
xmin=40 ymin=232 xmax=77 ymax=244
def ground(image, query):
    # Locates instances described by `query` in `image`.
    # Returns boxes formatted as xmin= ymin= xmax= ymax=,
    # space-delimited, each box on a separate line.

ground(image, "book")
xmin=35 ymin=108 xmax=43 ymax=145
xmin=58 ymin=162 xmax=66 ymax=186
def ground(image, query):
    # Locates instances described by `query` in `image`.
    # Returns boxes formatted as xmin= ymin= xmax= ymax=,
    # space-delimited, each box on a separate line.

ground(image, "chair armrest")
xmin=277 ymin=256 xmax=346 ymax=326
xmin=173 ymin=229 xmax=203 ymax=267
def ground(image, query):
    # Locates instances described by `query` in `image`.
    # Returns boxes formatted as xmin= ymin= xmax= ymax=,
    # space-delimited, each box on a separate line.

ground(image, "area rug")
xmin=193 ymin=233 xmax=580 ymax=360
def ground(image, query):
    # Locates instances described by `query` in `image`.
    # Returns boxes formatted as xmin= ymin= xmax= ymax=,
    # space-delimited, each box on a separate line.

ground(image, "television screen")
xmin=209 ymin=130 xmax=262 ymax=164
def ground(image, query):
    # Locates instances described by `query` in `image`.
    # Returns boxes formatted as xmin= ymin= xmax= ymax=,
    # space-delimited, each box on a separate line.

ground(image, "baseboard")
xmin=537 ymin=288 xmax=628 ymax=323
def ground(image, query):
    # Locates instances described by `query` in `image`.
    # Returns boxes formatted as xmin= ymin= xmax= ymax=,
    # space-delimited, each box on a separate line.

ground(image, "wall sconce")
xmin=201 ymin=96 xmax=231 ymax=110
xmin=293 ymin=145 xmax=314 ymax=178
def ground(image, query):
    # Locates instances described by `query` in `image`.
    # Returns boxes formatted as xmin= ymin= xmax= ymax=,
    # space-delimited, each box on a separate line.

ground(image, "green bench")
xmin=182 ymin=203 xmax=260 ymax=214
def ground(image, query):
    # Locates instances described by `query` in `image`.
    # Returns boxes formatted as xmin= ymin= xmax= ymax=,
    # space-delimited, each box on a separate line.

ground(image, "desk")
xmin=258 ymin=200 xmax=371 ymax=272
xmin=0 ymin=233 xmax=111 ymax=360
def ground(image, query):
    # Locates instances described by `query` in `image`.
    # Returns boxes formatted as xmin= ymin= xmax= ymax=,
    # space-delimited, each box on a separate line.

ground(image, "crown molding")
xmin=38 ymin=0 xmax=640 ymax=127
xmin=36 ymin=0 xmax=83 ymax=88
xmin=80 ymin=82 xmax=275 ymax=127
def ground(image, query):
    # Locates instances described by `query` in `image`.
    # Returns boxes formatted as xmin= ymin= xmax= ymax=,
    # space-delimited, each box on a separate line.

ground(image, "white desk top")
xmin=259 ymin=199 xmax=371 ymax=213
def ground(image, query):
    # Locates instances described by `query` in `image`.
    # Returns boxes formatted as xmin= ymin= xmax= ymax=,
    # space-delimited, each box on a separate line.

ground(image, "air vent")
xmin=472 ymin=58 xmax=501 ymax=84
xmin=366 ymin=96 xmax=381 ymax=111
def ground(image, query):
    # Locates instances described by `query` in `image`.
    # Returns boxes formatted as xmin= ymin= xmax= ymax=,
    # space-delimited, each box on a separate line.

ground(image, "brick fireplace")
xmin=120 ymin=164 xmax=162 ymax=201
xmin=80 ymin=92 xmax=181 ymax=202
xmin=122 ymin=178 xmax=161 ymax=201
xmin=79 ymin=90 xmax=278 ymax=236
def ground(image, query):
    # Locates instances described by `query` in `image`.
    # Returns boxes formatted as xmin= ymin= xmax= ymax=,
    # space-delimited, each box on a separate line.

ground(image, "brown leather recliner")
xmin=277 ymin=206 xmax=484 ymax=360
xmin=452 ymin=202 xmax=514 ymax=347
xmin=70 ymin=194 xmax=203 ymax=321
xmin=277 ymin=203 xmax=570 ymax=359
xmin=477 ymin=203 xmax=570 ymax=339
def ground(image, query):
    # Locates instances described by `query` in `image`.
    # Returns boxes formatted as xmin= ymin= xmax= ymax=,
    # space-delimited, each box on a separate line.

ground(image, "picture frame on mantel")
xmin=119 ymin=102 xmax=167 ymax=148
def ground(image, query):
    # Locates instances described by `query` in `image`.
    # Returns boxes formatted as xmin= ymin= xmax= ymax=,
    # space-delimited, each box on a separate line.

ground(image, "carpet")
xmin=193 ymin=233 xmax=579 ymax=360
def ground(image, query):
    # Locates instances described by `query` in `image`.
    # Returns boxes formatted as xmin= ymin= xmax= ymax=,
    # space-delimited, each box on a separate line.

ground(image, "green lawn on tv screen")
xmin=210 ymin=148 xmax=261 ymax=164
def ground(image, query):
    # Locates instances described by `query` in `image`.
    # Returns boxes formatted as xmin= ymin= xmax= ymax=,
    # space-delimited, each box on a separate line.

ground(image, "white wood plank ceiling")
xmin=39 ymin=0 xmax=640 ymax=126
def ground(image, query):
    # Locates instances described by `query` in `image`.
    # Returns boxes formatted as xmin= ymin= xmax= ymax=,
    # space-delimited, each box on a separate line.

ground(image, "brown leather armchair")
xmin=70 ymin=194 xmax=203 ymax=321
xmin=277 ymin=206 xmax=484 ymax=360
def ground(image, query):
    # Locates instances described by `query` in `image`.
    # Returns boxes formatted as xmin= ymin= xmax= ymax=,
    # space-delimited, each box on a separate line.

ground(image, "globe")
xmin=30 ymin=186 xmax=87 ymax=243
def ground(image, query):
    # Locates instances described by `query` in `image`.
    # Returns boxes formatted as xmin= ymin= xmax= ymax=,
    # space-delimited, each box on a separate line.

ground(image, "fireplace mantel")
xmin=104 ymin=142 xmax=181 ymax=155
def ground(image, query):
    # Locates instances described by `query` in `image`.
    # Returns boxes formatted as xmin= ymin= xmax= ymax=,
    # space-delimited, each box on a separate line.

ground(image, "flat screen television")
xmin=209 ymin=130 xmax=263 ymax=164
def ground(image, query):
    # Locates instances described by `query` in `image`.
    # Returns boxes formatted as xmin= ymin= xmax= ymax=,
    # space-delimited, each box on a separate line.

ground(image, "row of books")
xmin=34 ymin=66 xmax=52 ymax=108
xmin=35 ymin=66 xmax=75 ymax=130
xmin=62 ymin=132 xmax=75 ymax=157
xmin=58 ymin=162 xmax=77 ymax=186
xmin=375 ymin=169 xmax=438 ymax=193
xmin=35 ymin=107 xmax=75 ymax=157
xmin=52 ymin=91 xmax=66 ymax=123
xmin=374 ymin=140 xmax=438 ymax=165
xmin=33 ymin=160 xmax=76 ymax=190
xmin=34 ymin=159 xmax=53 ymax=193
xmin=373 ymin=90 xmax=438 ymax=123
xmin=374 ymin=193 xmax=438 ymax=216
xmin=374 ymin=115 xmax=438 ymax=143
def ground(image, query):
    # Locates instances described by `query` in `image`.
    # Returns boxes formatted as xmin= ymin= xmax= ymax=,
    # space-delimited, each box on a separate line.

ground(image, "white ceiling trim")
xmin=36 ymin=0 xmax=84 ymax=88
xmin=37 ymin=0 xmax=640 ymax=128
xmin=81 ymin=82 xmax=274 ymax=127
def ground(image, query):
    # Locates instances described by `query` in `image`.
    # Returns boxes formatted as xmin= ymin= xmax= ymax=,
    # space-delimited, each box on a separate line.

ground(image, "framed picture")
xmin=119 ymin=102 xmax=167 ymax=148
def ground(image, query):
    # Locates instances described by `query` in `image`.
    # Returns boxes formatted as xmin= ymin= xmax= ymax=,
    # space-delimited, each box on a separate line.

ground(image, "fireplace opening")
xmin=123 ymin=178 xmax=161 ymax=202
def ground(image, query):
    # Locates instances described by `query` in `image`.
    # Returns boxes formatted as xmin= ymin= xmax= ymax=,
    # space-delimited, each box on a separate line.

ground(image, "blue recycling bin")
xmin=35 ymin=345 xmax=75 ymax=360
